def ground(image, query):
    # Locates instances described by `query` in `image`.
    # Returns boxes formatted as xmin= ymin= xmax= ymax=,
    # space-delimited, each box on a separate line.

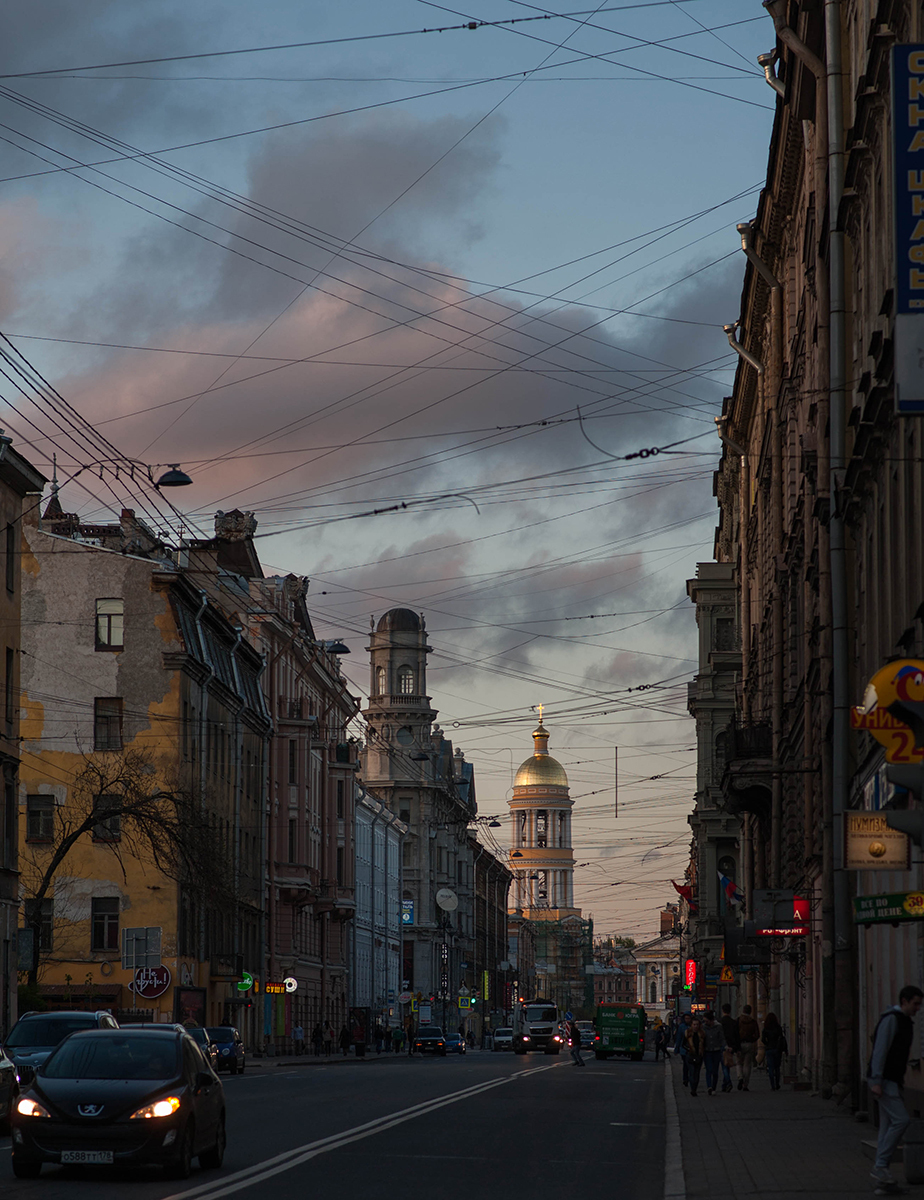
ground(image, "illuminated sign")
xmin=854 ymin=891 xmax=924 ymax=925
xmin=684 ymin=959 xmax=696 ymax=988
xmin=265 ymin=979 xmax=298 ymax=995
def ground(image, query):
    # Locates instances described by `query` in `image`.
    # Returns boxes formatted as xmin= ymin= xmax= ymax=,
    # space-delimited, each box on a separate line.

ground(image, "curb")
xmin=664 ymin=1055 xmax=685 ymax=1200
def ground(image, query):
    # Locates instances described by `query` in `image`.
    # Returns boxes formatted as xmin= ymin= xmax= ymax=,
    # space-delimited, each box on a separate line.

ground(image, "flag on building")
xmin=717 ymin=870 xmax=744 ymax=905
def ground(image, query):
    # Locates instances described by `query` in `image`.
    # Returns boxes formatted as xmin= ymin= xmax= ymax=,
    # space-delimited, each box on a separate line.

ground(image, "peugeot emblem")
xmin=78 ymin=1103 xmax=103 ymax=1117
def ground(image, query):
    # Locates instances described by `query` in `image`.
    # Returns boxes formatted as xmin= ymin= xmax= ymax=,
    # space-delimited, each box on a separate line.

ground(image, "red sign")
xmin=757 ymin=895 xmax=810 ymax=937
xmin=684 ymin=959 xmax=697 ymax=987
xmin=133 ymin=965 xmax=171 ymax=999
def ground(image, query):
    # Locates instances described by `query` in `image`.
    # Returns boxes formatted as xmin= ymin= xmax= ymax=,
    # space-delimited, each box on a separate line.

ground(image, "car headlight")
xmin=553 ymin=1035 xmax=561 ymax=1042
xmin=130 ymin=1096 xmax=182 ymax=1120
xmin=522 ymin=1036 xmax=530 ymax=1041
xmin=17 ymin=1097 xmax=51 ymax=1118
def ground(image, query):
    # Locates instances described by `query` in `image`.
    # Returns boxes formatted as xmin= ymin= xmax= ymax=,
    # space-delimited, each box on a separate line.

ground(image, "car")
xmin=0 ymin=1041 xmax=18 ymax=1133
xmin=412 ymin=1027 xmax=446 ymax=1056
xmin=491 ymin=1028 xmax=513 ymax=1052
xmin=4 ymin=1010 xmax=119 ymax=1077
xmin=205 ymin=1026 xmax=246 ymax=1074
xmin=443 ymin=1033 xmax=466 ymax=1055
xmin=186 ymin=1027 xmax=220 ymax=1071
xmin=576 ymin=1021 xmax=595 ymax=1050
xmin=11 ymin=1028 xmax=226 ymax=1180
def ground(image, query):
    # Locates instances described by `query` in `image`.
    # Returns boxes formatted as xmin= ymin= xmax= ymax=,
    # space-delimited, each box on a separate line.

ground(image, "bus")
xmin=593 ymin=1003 xmax=647 ymax=1061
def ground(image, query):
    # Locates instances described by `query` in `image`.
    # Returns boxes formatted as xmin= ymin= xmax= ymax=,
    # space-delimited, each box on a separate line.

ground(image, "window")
xmin=92 ymin=796 xmax=121 ymax=842
xmin=376 ymin=666 xmax=387 ymax=695
xmin=336 ymin=780 xmax=344 ymax=819
xmin=288 ymin=739 xmax=297 ymax=785
xmin=24 ymin=898 xmax=53 ymax=951
xmin=95 ymin=599 xmax=124 ymax=650
xmin=5 ymin=523 xmax=14 ymax=593
xmin=397 ymin=666 xmax=415 ymax=695
xmin=94 ymin=698 xmax=123 ymax=750
xmin=288 ymin=817 xmax=297 ymax=863
xmin=336 ymin=846 xmax=344 ymax=885
xmin=91 ymin=897 xmax=120 ymax=952
xmin=26 ymin=795 xmax=55 ymax=842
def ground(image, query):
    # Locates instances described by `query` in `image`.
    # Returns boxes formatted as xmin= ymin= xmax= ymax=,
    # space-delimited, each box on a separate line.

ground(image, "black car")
xmin=11 ymin=1028 xmax=225 ymax=1180
xmin=186 ymin=1027 xmax=220 ymax=1071
xmin=0 ymin=1041 xmax=17 ymax=1133
xmin=4 ymin=1010 xmax=119 ymax=1077
xmin=412 ymin=1027 xmax=446 ymax=1056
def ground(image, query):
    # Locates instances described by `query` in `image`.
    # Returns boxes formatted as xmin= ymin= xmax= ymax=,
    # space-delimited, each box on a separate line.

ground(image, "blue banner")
xmin=893 ymin=46 xmax=924 ymax=314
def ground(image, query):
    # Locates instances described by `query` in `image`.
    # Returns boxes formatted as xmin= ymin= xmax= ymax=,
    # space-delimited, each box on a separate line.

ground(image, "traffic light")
xmin=885 ymin=765 xmax=924 ymax=846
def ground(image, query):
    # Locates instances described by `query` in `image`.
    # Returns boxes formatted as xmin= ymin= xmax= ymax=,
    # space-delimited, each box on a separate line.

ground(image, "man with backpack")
xmin=868 ymin=984 xmax=924 ymax=1190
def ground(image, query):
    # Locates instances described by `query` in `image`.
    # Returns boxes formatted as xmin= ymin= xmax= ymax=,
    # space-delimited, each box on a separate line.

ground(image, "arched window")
xmin=650 ymin=981 xmax=657 ymax=1004
xmin=397 ymin=666 xmax=415 ymax=695
xmin=376 ymin=666 xmax=387 ymax=695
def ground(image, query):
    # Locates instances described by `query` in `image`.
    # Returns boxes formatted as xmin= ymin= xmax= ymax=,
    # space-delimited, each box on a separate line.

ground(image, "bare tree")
xmin=20 ymin=750 xmax=235 ymax=987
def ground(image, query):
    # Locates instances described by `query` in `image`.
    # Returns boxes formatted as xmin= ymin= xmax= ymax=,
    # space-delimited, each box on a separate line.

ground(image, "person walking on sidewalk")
xmin=338 ymin=1024 xmax=351 ymax=1057
xmin=720 ymin=1003 xmax=740 ymax=1092
xmin=293 ymin=1023 xmax=305 ymax=1056
xmin=654 ymin=1023 xmax=668 ymax=1062
xmin=674 ymin=1013 xmax=693 ymax=1087
xmin=702 ymin=1010 xmax=724 ymax=1096
xmin=737 ymin=1005 xmax=760 ymax=1091
xmin=868 ymin=984 xmax=924 ymax=1190
xmin=684 ymin=1018 xmax=706 ymax=1097
xmin=322 ymin=1020 xmax=334 ymax=1056
xmin=310 ymin=1023 xmax=322 ymax=1057
xmin=760 ymin=1012 xmax=788 ymax=1091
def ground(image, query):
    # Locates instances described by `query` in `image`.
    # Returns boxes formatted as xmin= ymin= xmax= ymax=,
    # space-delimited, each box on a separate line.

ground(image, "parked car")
xmin=186 ymin=1027 xmax=220 ymax=1071
xmin=4 ymin=1010 xmax=119 ymax=1076
xmin=0 ymin=1041 xmax=17 ymax=1133
xmin=443 ymin=1033 xmax=466 ymax=1055
xmin=491 ymin=1028 xmax=513 ymax=1052
xmin=11 ymin=1028 xmax=225 ymax=1180
xmin=412 ymin=1027 xmax=446 ymax=1056
xmin=205 ymin=1026 xmax=246 ymax=1074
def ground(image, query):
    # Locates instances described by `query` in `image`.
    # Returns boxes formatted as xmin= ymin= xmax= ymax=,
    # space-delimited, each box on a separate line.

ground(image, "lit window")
xmin=376 ymin=666 xmax=387 ymax=695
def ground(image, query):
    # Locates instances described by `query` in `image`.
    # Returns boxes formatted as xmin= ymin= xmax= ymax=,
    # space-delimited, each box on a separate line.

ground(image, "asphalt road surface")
xmin=2 ymin=1051 xmax=667 ymax=1200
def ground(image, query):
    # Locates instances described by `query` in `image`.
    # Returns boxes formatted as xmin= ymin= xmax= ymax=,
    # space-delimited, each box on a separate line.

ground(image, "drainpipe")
xmin=757 ymin=50 xmax=786 ymax=97
xmin=193 ymin=591 xmax=215 ymax=1016
xmin=824 ymin=0 xmax=853 ymax=1103
xmin=715 ymin=417 xmax=752 ymax=720
xmin=723 ymin=323 xmax=765 ymax=375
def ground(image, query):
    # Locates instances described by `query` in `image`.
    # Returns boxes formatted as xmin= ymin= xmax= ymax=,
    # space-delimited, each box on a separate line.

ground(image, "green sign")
xmin=237 ymin=971 xmax=254 ymax=993
xmin=854 ymin=891 xmax=924 ymax=925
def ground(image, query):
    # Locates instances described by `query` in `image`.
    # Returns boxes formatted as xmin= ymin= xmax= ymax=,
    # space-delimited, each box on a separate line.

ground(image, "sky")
xmin=0 ymin=1 xmax=777 ymax=940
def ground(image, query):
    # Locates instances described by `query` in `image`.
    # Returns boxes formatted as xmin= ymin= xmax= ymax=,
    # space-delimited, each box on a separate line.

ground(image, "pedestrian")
xmin=310 ymin=1023 xmax=322 ymax=1057
xmin=702 ymin=1010 xmax=724 ymax=1096
xmin=737 ymin=1005 xmax=760 ymax=1091
xmin=868 ymin=984 xmax=924 ymax=1190
xmin=653 ymin=1024 xmax=667 ymax=1062
xmin=760 ymin=1012 xmax=788 ymax=1091
xmin=683 ymin=1018 xmax=706 ymax=1097
xmin=719 ymin=1003 xmax=740 ymax=1092
xmin=568 ymin=1018 xmax=584 ymax=1067
xmin=293 ymin=1023 xmax=305 ymax=1056
xmin=374 ymin=1023 xmax=385 ymax=1054
xmin=673 ymin=1013 xmax=693 ymax=1087
xmin=407 ymin=1020 xmax=416 ymax=1055
xmin=338 ymin=1024 xmax=351 ymax=1057
xmin=392 ymin=1025 xmax=404 ymax=1054
xmin=322 ymin=1020 xmax=334 ymax=1056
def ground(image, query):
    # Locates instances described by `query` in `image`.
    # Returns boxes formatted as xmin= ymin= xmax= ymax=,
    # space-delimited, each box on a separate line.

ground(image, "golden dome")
xmin=514 ymin=721 xmax=569 ymax=788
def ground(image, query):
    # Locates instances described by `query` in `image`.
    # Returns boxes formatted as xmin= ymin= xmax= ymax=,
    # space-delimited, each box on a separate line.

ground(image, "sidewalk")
xmin=669 ymin=1054 xmax=922 ymax=1199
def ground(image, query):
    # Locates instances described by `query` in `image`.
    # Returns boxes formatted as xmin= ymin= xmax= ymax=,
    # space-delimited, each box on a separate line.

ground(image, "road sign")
xmin=133 ymin=964 xmax=171 ymax=999
xmin=719 ymin=967 xmax=735 ymax=983
xmin=398 ymin=991 xmax=412 ymax=1004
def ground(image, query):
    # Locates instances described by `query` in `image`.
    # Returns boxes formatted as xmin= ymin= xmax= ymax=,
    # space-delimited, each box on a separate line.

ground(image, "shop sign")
xmin=684 ymin=959 xmax=696 ymax=988
xmin=851 ymin=660 xmax=924 ymax=762
xmin=237 ymin=971 xmax=253 ymax=994
xmin=854 ymin=891 xmax=924 ymax=925
xmin=401 ymin=900 xmax=414 ymax=925
xmin=844 ymin=811 xmax=911 ymax=870
xmin=893 ymin=48 xmax=924 ymax=410
xmin=265 ymin=978 xmax=298 ymax=994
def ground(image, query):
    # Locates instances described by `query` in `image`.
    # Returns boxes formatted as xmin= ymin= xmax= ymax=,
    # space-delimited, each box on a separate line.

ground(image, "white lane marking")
xmin=663 ymin=1058 xmax=685 ymax=1200
xmin=163 ymin=1062 xmax=562 ymax=1200
xmin=610 ymin=1122 xmax=661 ymax=1126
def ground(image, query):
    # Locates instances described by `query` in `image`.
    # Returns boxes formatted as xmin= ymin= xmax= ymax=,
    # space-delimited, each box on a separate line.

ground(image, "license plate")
xmin=61 ymin=1150 xmax=114 ymax=1164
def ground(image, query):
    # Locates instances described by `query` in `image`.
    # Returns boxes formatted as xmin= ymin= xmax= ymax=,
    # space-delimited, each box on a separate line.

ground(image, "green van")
xmin=593 ymin=1003 xmax=647 ymax=1061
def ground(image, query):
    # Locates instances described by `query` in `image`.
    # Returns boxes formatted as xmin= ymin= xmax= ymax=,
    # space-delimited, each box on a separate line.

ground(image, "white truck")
xmin=512 ymin=999 xmax=562 ymax=1055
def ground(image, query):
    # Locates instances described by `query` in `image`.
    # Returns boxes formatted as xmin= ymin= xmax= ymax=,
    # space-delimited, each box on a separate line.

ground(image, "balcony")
xmin=720 ymin=720 xmax=772 ymax=817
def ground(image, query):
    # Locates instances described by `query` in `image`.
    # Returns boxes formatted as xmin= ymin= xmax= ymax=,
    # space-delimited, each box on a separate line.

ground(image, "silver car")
xmin=492 ymin=1028 xmax=513 ymax=1051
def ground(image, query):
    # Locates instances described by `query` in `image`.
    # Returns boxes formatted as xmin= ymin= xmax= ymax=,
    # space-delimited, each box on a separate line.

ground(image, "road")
xmin=2 ymin=1051 xmax=668 ymax=1199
